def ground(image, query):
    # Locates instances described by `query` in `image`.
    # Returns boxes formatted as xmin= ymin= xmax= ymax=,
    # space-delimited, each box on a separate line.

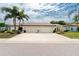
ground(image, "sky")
xmin=0 ymin=3 xmax=78 ymax=24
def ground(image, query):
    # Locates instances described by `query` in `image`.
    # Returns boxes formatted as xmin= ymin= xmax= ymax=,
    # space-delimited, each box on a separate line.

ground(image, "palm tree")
xmin=17 ymin=10 xmax=29 ymax=27
xmin=72 ymin=3 xmax=79 ymax=32
xmin=73 ymin=3 xmax=79 ymax=30
xmin=1 ymin=6 xmax=29 ymax=31
xmin=73 ymin=14 xmax=79 ymax=31
xmin=1 ymin=6 xmax=19 ymax=30
xmin=73 ymin=15 xmax=79 ymax=26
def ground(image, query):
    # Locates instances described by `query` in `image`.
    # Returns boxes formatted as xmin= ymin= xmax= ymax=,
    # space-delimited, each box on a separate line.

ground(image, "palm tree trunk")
xmin=19 ymin=20 xmax=21 ymax=27
xmin=77 ymin=4 xmax=79 ymax=31
xmin=4 ymin=20 xmax=6 ymax=30
xmin=77 ymin=21 xmax=79 ymax=31
xmin=77 ymin=21 xmax=78 ymax=27
xmin=13 ymin=18 xmax=16 ymax=31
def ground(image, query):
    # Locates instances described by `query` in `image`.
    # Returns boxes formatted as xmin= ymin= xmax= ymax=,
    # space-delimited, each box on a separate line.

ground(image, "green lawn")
xmin=0 ymin=33 xmax=17 ymax=38
xmin=60 ymin=32 xmax=79 ymax=39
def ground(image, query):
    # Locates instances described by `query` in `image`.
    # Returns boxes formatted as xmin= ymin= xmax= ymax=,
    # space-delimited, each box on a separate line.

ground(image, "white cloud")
xmin=0 ymin=3 xmax=77 ymax=24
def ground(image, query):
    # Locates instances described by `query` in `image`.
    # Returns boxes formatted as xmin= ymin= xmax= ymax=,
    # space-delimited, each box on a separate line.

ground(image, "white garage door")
xmin=24 ymin=26 xmax=56 ymax=33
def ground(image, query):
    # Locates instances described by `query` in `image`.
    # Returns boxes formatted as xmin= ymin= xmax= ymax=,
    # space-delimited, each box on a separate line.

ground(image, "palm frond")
xmin=24 ymin=15 xmax=29 ymax=20
xmin=4 ymin=14 xmax=12 ymax=21
xmin=18 ymin=10 xmax=29 ymax=21
xmin=1 ymin=7 xmax=12 ymax=13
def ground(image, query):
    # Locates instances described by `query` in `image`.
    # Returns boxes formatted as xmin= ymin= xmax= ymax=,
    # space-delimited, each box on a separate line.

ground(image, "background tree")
xmin=50 ymin=20 xmax=66 ymax=25
xmin=57 ymin=21 xmax=66 ymax=25
xmin=50 ymin=21 xmax=57 ymax=24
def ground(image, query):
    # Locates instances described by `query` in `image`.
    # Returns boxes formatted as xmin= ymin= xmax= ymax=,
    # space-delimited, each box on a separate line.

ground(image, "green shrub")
xmin=11 ymin=30 xmax=21 ymax=34
xmin=53 ymin=28 xmax=56 ymax=33
xmin=64 ymin=30 xmax=70 ymax=32
xmin=0 ymin=22 xmax=6 ymax=27
xmin=17 ymin=30 xmax=21 ymax=34
xmin=71 ymin=27 xmax=73 ymax=31
xmin=18 ymin=27 xmax=23 ymax=32
xmin=0 ymin=30 xmax=5 ymax=33
xmin=24 ymin=30 xmax=26 ymax=33
xmin=12 ymin=30 xmax=15 ymax=32
xmin=0 ymin=29 xmax=7 ymax=33
xmin=4 ymin=30 xmax=14 ymax=34
xmin=77 ymin=27 xmax=79 ymax=32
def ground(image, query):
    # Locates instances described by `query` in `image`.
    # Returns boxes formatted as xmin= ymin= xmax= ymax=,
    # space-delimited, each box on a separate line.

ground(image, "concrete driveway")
xmin=5 ymin=33 xmax=72 ymax=43
xmin=0 ymin=33 xmax=79 ymax=56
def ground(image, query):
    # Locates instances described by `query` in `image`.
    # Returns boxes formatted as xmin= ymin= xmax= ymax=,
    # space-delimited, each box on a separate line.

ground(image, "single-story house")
xmin=1 ymin=23 xmax=78 ymax=33
xmin=9 ymin=23 xmax=63 ymax=33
